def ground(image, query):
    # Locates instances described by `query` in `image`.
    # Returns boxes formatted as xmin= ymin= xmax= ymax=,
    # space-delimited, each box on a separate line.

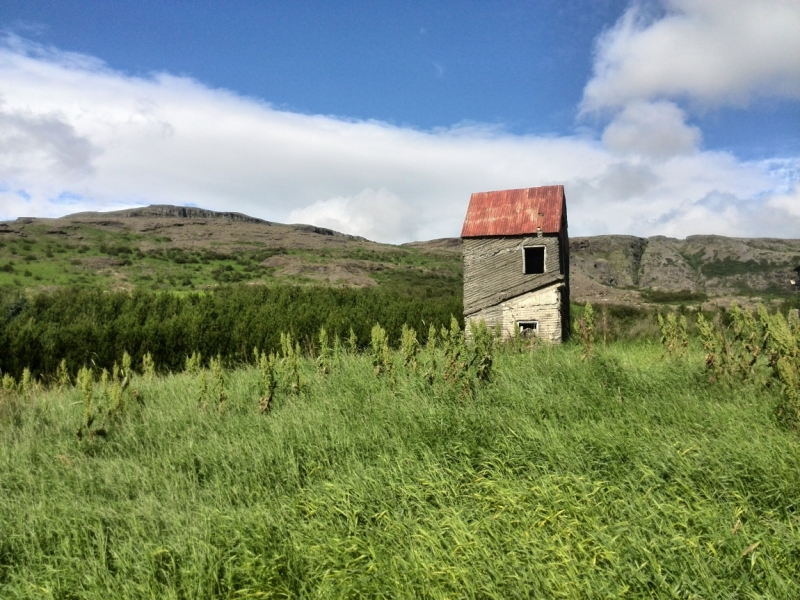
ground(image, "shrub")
xmin=370 ymin=323 xmax=393 ymax=378
xmin=1 ymin=373 xmax=15 ymax=393
xmin=317 ymin=327 xmax=332 ymax=376
xmin=640 ymin=289 xmax=708 ymax=304
xmin=759 ymin=306 xmax=800 ymax=428
xmin=0 ymin=372 xmax=21 ymax=427
xmin=209 ymin=355 xmax=227 ymax=409
xmin=469 ymin=319 xmax=495 ymax=383
xmin=421 ymin=324 xmax=438 ymax=386
xmin=658 ymin=312 xmax=688 ymax=358
xmin=440 ymin=316 xmax=468 ymax=391
xmin=142 ymin=352 xmax=156 ymax=380
xmin=400 ymin=324 xmax=418 ymax=372
xmin=55 ymin=359 xmax=71 ymax=389
xmin=699 ymin=302 xmax=800 ymax=430
xmin=347 ymin=327 xmax=358 ymax=354
xmin=257 ymin=349 xmax=278 ymax=413
xmin=280 ymin=332 xmax=302 ymax=395
xmin=185 ymin=351 xmax=202 ymax=374
xmin=0 ymin=284 xmax=461 ymax=380
xmin=75 ymin=366 xmax=98 ymax=440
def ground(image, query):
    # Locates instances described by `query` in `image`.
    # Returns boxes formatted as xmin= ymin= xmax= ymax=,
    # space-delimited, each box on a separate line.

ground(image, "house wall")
xmin=558 ymin=210 xmax=570 ymax=341
xmin=465 ymin=283 xmax=564 ymax=342
xmin=463 ymin=234 xmax=564 ymax=316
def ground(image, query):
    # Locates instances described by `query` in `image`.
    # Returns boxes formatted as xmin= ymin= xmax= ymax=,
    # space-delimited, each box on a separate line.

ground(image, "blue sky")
xmin=2 ymin=1 xmax=629 ymax=133
xmin=0 ymin=0 xmax=799 ymax=241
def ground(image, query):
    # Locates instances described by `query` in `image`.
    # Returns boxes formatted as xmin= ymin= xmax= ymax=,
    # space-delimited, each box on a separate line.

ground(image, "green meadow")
xmin=2 ymin=332 xmax=799 ymax=598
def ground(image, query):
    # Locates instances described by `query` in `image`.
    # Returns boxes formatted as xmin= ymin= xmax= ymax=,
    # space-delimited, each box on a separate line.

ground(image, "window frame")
xmin=517 ymin=320 xmax=539 ymax=336
xmin=522 ymin=245 xmax=546 ymax=275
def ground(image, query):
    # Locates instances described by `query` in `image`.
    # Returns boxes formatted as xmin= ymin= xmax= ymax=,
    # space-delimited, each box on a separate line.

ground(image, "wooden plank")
xmin=463 ymin=235 xmax=564 ymax=315
xmin=465 ymin=273 xmax=563 ymax=315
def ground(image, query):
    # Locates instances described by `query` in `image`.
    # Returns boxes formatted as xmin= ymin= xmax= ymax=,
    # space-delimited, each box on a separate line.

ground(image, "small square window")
xmin=518 ymin=321 xmax=538 ymax=337
xmin=523 ymin=246 xmax=545 ymax=274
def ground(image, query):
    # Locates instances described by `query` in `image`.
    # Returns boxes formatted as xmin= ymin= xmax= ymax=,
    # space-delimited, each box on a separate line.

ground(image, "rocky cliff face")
xmin=410 ymin=233 xmax=800 ymax=305
xmin=65 ymin=204 xmax=272 ymax=224
xmin=568 ymin=235 xmax=800 ymax=304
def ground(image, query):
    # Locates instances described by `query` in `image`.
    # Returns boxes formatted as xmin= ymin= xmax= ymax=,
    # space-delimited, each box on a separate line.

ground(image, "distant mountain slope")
xmin=2 ymin=206 xmax=798 ymax=305
xmin=64 ymin=204 xmax=272 ymax=225
xmin=13 ymin=204 xmax=368 ymax=248
xmin=0 ymin=206 xmax=460 ymax=293
xmin=407 ymin=234 xmax=800 ymax=305
xmin=570 ymin=234 xmax=800 ymax=304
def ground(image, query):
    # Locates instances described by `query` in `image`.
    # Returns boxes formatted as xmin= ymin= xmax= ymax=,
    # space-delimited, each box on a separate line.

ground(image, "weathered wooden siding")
xmin=463 ymin=235 xmax=563 ymax=315
xmin=465 ymin=283 xmax=564 ymax=342
xmin=558 ymin=210 xmax=570 ymax=340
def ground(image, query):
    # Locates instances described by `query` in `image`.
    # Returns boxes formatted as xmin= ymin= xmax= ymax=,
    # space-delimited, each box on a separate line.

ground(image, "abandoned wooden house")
xmin=461 ymin=185 xmax=570 ymax=342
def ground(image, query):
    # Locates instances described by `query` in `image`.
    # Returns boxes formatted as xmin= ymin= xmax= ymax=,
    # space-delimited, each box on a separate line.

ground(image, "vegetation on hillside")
xmin=4 ymin=210 xmax=800 ymax=309
xmin=0 ymin=219 xmax=462 ymax=293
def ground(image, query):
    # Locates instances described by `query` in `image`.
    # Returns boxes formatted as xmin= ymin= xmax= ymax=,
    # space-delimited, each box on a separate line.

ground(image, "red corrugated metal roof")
xmin=461 ymin=185 xmax=566 ymax=238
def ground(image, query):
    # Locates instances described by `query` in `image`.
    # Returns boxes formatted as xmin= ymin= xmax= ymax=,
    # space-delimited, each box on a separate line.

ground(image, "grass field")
xmin=2 ymin=341 xmax=799 ymax=598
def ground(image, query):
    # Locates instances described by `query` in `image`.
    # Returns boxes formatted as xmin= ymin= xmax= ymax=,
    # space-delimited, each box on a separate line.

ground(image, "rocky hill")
xmin=568 ymin=234 xmax=800 ymax=306
xmin=409 ymin=234 xmax=800 ymax=306
xmin=2 ymin=206 xmax=799 ymax=306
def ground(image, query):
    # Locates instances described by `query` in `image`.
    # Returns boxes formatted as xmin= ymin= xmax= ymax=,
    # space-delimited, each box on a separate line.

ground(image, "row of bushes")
xmin=0 ymin=284 xmax=462 ymax=379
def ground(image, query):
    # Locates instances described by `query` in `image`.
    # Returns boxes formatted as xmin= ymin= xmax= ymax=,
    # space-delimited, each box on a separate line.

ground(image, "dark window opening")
xmin=518 ymin=321 xmax=538 ymax=337
xmin=523 ymin=246 xmax=545 ymax=274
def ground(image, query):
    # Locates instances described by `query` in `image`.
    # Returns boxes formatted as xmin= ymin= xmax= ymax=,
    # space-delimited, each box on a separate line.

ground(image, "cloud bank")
xmin=582 ymin=0 xmax=800 ymax=111
xmin=0 ymin=3 xmax=798 ymax=244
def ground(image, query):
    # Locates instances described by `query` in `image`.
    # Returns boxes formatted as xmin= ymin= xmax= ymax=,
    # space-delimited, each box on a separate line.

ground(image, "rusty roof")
xmin=460 ymin=185 xmax=566 ymax=238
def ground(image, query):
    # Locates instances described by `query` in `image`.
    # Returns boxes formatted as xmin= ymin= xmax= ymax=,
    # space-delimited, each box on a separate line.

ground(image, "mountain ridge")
xmin=2 ymin=205 xmax=799 ymax=305
xmin=403 ymin=233 xmax=800 ymax=305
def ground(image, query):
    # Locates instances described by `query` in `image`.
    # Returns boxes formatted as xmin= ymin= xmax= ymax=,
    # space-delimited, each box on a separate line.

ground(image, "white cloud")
xmin=288 ymin=188 xmax=419 ymax=244
xmin=767 ymin=184 xmax=800 ymax=220
xmin=642 ymin=184 xmax=800 ymax=239
xmin=583 ymin=0 xmax=800 ymax=111
xmin=601 ymin=100 xmax=701 ymax=158
xmin=0 ymin=35 xmax=798 ymax=241
xmin=0 ymin=109 xmax=99 ymax=176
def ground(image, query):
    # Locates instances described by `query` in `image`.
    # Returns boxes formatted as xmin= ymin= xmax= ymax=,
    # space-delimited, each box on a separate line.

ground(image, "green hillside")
xmin=3 ymin=206 xmax=799 ymax=310
xmin=0 ymin=207 xmax=461 ymax=295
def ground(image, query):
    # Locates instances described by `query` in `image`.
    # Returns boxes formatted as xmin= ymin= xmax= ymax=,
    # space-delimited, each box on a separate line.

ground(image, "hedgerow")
xmin=0 ymin=284 xmax=461 ymax=379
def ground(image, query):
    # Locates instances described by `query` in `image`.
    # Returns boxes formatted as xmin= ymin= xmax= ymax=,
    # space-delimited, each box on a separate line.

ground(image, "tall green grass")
xmin=1 ymin=343 xmax=799 ymax=598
